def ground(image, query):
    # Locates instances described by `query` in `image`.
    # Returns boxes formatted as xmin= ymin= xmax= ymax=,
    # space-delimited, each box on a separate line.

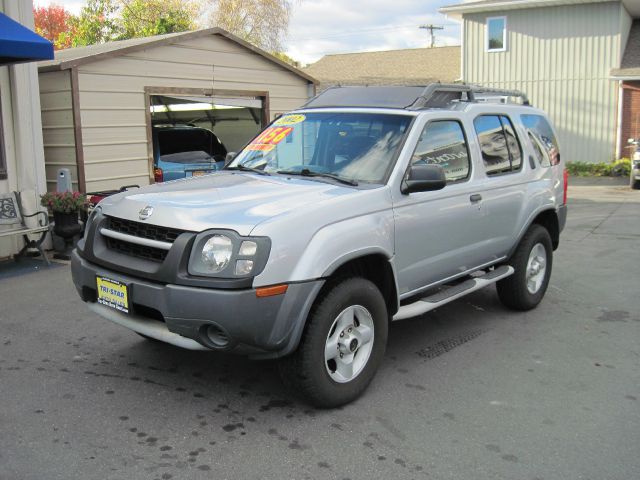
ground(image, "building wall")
xmin=0 ymin=0 xmax=48 ymax=258
xmin=39 ymin=70 xmax=77 ymax=191
xmin=73 ymin=34 xmax=312 ymax=192
xmin=462 ymin=2 xmax=631 ymax=163
xmin=619 ymin=81 xmax=640 ymax=156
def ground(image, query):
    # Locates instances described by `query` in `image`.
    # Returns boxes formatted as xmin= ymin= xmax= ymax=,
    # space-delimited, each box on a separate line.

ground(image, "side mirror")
xmin=401 ymin=164 xmax=447 ymax=194
xmin=224 ymin=152 xmax=237 ymax=166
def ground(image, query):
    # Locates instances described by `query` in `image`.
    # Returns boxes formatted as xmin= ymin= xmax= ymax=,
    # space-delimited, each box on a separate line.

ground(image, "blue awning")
xmin=0 ymin=13 xmax=54 ymax=65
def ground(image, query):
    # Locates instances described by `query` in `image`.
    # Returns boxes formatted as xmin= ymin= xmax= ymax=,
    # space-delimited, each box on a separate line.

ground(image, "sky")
xmin=32 ymin=0 xmax=461 ymax=65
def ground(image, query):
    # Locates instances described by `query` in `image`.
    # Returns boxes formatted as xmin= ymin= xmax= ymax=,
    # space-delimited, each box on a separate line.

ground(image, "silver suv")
xmin=72 ymin=84 xmax=567 ymax=407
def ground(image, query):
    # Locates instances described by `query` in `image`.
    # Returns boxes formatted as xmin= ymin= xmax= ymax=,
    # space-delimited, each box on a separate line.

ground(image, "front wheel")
xmin=631 ymin=175 xmax=640 ymax=190
xmin=278 ymin=277 xmax=388 ymax=408
xmin=497 ymin=224 xmax=553 ymax=311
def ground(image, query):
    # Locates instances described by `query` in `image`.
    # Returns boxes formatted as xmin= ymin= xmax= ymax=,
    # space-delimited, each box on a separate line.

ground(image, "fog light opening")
xmin=205 ymin=324 xmax=230 ymax=348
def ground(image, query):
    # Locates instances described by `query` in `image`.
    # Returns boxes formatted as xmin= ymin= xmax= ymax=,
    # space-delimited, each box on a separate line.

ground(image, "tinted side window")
xmin=521 ymin=114 xmax=560 ymax=166
xmin=411 ymin=120 xmax=470 ymax=183
xmin=474 ymin=115 xmax=511 ymax=175
xmin=474 ymin=114 xmax=523 ymax=175
xmin=528 ymin=131 xmax=547 ymax=167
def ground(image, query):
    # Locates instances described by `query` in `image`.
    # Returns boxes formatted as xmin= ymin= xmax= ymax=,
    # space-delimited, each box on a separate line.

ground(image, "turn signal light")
xmin=154 ymin=167 xmax=164 ymax=183
xmin=255 ymin=284 xmax=288 ymax=298
xmin=563 ymin=168 xmax=568 ymax=205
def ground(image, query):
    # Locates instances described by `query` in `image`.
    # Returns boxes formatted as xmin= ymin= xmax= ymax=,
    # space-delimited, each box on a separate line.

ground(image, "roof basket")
xmin=408 ymin=83 xmax=530 ymax=109
xmin=469 ymin=86 xmax=530 ymax=106
xmin=302 ymin=83 xmax=530 ymax=110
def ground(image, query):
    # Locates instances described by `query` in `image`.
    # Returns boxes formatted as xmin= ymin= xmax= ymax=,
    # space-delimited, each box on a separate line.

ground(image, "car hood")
xmin=98 ymin=172 xmax=359 ymax=235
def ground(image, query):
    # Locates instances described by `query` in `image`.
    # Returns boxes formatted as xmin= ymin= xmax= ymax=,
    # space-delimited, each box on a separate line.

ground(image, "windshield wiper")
xmin=277 ymin=168 xmax=359 ymax=186
xmin=226 ymin=164 xmax=271 ymax=176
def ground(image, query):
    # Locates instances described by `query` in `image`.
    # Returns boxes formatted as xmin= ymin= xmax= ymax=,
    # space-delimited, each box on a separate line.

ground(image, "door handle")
xmin=470 ymin=193 xmax=482 ymax=203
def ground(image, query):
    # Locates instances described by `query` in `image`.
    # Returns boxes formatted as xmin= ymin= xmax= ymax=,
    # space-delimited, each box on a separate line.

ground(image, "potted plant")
xmin=40 ymin=191 xmax=88 ymax=257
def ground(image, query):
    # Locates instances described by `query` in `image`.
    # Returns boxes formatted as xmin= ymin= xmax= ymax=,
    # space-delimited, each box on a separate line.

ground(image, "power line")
xmin=292 ymin=23 xmax=454 ymax=41
xmin=419 ymin=24 xmax=444 ymax=48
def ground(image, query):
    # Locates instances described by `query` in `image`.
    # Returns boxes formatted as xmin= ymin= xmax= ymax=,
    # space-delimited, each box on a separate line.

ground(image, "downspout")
xmin=615 ymin=80 xmax=624 ymax=159
xmin=459 ymin=17 xmax=465 ymax=83
xmin=443 ymin=13 xmax=463 ymax=83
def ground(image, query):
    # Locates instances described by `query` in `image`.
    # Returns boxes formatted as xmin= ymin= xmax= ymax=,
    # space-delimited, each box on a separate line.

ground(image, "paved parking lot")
xmin=1 ymin=182 xmax=639 ymax=480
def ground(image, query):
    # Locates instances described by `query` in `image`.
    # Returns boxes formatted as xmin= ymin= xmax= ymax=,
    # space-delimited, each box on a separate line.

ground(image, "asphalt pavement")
xmin=0 ymin=182 xmax=638 ymax=480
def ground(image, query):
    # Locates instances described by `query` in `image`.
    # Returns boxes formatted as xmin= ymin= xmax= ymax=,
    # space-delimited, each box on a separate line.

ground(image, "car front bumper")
xmin=71 ymin=250 xmax=324 ymax=359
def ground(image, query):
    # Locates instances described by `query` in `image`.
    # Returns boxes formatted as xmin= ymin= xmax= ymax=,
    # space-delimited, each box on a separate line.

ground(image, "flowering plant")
xmin=40 ymin=191 xmax=88 ymax=214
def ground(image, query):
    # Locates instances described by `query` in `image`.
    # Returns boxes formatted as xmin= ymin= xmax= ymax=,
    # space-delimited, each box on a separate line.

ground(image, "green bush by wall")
xmin=566 ymin=158 xmax=630 ymax=177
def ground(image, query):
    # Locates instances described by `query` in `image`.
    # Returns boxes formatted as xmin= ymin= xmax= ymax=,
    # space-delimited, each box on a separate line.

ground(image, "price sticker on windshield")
xmin=246 ymin=126 xmax=293 ymax=151
xmin=274 ymin=114 xmax=306 ymax=126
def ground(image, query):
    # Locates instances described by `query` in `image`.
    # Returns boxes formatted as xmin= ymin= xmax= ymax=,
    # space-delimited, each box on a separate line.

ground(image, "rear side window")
xmin=411 ymin=120 xmax=471 ymax=183
xmin=521 ymin=114 xmax=560 ymax=167
xmin=473 ymin=115 xmax=522 ymax=175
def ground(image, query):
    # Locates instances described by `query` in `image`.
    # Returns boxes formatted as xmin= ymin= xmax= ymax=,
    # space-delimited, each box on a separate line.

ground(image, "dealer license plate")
xmin=192 ymin=170 xmax=207 ymax=177
xmin=96 ymin=276 xmax=130 ymax=313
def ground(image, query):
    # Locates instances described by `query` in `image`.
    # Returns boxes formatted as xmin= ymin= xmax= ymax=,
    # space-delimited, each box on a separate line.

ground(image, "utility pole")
xmin=419 ymin=24 xmax=444 ymax=48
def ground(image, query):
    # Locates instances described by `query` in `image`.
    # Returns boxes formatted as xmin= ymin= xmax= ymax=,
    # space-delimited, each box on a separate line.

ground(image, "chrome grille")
xmin=106 ymin=216 xmax=184 ymax=243
xmin=103 ymin=216 xmax=187 ymax=262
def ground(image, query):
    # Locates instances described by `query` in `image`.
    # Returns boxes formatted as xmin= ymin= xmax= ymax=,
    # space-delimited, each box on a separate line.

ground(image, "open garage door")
xmin=147 ymin=92 xmax=265 ymax=182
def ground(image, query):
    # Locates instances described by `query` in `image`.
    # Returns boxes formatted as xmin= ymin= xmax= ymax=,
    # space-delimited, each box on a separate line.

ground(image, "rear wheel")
xmin=278 ymin=277 xmax=388 ymax=408
xmin=631 ymin=176 xmax=640 ymax=190
xmin=497 ymin=224 xmax=553 ymax=311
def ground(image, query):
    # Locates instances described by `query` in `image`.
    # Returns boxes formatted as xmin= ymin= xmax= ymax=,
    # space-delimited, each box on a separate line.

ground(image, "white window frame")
xmin=486 ymin=16 xmax=507 ymax=52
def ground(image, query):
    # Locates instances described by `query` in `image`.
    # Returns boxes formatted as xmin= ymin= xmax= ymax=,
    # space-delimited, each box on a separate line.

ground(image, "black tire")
xmin=631 ymin=177 xmax=640 ymax=190
xmin=278 ymin=277 xmax=388 ymax=408
xmin=497 ymin=224 xmax=553 ymax=311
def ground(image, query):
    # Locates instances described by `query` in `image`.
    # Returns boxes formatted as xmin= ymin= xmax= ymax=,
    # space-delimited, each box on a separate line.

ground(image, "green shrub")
xmin=566 ymin=158 xmax=630 ymax=177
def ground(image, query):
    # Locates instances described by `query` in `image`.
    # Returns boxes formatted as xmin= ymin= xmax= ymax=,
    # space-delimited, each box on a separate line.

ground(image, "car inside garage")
xmin=148 ymin=94 xmax=264 ymax=181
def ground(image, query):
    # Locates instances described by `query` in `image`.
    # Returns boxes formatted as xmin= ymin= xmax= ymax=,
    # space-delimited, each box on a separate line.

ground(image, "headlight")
xmin=188 ymin=230 xmax=271 ymax=278
xmin=201 ymin=235 xmax=233 ymax=272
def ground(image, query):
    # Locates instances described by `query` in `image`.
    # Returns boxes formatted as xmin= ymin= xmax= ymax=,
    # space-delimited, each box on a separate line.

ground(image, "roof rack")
xmin=302 ymin=83 xmax=530 ymax=110
xmin=408 ymin=83 xmax=530 ymax=109
xmin=469 ymin=86 xmax=530 ymax=106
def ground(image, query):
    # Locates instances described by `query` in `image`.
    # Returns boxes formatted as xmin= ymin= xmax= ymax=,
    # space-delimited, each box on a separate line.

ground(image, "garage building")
xmin=37 ymin=28 xmax=317 ymax=193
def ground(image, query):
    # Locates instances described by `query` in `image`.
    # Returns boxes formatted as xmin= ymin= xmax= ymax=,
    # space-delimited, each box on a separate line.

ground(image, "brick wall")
xmin=620 ymin=81 xmax=640 ymax=158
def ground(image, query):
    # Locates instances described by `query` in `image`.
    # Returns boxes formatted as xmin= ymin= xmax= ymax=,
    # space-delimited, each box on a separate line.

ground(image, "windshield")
xmin=228 ymin=112 xmax=413 ymax=184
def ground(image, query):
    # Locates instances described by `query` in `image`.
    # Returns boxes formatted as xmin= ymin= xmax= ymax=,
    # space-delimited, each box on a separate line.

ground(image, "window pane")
xmin=521 ymin=114 xmax=560 ymax=166
xmin=411 ymin=120 xmax=470 ymax=182
xmin=528 ymin=132 xmax=547 ymax=167
xmin=231 ymin=112 xmax=412 ymax=184
xmin=488 ymin=18 xmax=505 ymax=50
xmin=500 ymin=116 xmax=522 ymax=170
xmin=474 ymin=115 xmax=511 ymax=175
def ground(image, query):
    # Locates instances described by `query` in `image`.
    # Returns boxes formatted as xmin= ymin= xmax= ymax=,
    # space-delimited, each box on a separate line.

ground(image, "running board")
xmin=392 ymin=265 xmax=514 ymax=321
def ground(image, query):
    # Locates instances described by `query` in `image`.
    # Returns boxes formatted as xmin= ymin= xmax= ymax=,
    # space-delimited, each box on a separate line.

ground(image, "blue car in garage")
xmin=153 ymin=125 xmax=228 ymax=182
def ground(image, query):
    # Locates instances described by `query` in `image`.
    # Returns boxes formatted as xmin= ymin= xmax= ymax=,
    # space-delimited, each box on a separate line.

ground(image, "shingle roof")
xmin=611 ymin=20 xmax=640 ymax=78
xmin=303 ymin=46 xmax=461 ymax=90
xmin=37 ymin=28 xmax=317 ymax=83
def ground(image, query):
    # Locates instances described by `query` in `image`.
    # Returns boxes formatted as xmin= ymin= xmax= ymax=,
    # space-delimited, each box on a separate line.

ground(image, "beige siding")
xmin=38 ymin=70 xmax=78 ymax=191
xmin=463 ymin=2 xmax=625 ymax=163
xmin=75 ymin=34 xmax=311 ymax=191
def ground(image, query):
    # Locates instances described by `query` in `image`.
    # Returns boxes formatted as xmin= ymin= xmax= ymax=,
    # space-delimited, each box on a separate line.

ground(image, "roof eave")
xmin=611 ymin=74 xmax=640 ymax=80
xmin=37 ymin=28 xmax=318 ymax=85
xmin=439 ymin=0 xmax=603 ymax=17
